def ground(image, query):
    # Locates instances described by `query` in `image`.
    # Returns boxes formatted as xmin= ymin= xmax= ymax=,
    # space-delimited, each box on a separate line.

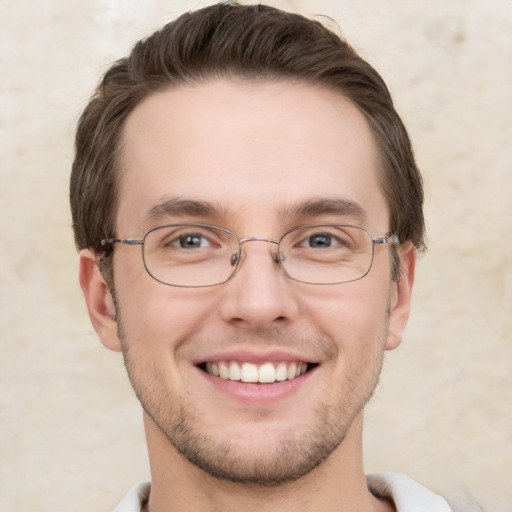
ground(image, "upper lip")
xmin=193 ymin=348 xmax=319 ymax=366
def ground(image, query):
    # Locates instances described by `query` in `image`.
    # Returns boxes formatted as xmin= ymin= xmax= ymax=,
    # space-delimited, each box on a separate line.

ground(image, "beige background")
xmin=1 ymin=0 xmax=511 ymax=511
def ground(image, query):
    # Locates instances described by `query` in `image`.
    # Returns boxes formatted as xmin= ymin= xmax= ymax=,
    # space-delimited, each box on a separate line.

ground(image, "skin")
xmin=80 ymin=79 xmax=416 ymax=512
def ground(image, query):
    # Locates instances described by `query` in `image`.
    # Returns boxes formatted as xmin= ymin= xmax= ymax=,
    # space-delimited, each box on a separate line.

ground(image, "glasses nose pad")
xmin=230 ymin=253 xmax=240 ymax=267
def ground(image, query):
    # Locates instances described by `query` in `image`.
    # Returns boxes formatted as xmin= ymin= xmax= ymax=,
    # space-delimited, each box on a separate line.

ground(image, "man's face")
xmin=83 ymin=79 xmax=414 ymax=484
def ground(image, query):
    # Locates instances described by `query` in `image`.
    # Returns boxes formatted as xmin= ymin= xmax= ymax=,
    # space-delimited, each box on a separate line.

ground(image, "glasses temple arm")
xmin=373 ymin=234 xmax=400 ymax=245
xmin=101 ymin=238 xmax=144 ymax=246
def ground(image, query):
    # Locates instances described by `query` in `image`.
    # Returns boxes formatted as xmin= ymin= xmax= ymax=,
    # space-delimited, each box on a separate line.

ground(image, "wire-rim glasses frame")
xmin=101 ymin=223 xmax=401 ymax=288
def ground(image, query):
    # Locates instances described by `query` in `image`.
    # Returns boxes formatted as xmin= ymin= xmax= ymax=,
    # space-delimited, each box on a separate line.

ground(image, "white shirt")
xmin=113 ymin=472 xmax=452 ymax=511
xmin=366 ymin=472 xmax=452 ymax=511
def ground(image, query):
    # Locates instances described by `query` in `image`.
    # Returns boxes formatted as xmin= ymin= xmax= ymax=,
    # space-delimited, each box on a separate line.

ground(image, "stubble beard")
xmin=115 ymin=303 xmax=387 ymax=486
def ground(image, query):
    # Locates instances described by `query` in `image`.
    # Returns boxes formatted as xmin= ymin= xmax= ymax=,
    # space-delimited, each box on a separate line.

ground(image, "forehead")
xmin=117 ymin=79 xmax=388 ymax=234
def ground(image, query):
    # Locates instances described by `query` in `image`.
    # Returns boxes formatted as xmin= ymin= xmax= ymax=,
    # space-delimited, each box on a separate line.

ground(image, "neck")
xmin=142 ymin=413 xmax=394 ymax=512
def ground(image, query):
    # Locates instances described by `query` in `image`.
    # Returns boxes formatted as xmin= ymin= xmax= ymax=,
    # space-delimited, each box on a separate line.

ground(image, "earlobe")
xmin=79 ymin=249 xmax=122 ymax=352
xmin=385 ymin=244 xmax=417 ymax=351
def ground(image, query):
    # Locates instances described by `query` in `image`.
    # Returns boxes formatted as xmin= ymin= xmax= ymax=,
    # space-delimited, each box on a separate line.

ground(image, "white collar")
xmin=367 ymin=472 xmax=452 ymax=511
xmin=114 ymin=473 xmax=452 ymax=512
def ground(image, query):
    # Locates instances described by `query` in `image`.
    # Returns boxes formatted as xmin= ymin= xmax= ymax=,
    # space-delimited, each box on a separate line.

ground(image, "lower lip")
xmin=197 ymin=366 xmax=317 ymax=404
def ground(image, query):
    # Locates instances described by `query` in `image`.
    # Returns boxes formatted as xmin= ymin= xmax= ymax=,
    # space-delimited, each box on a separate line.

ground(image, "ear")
xmin=79 ymin=249 xmax=122 ymax=352
xmin=385 ymin=243 xmax=417 ymax=351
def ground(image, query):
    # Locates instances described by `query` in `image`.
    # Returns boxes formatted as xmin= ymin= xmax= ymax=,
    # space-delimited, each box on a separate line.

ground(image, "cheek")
xmin=298 ymin=282 xmax=392 ymax=379
xmin=115 ymin=290 xmax=203 ymax=397
xmin=302 ymin=278 xmax=391 ymax=334
xmin=115 ymin=272 xmax=221 ymax=354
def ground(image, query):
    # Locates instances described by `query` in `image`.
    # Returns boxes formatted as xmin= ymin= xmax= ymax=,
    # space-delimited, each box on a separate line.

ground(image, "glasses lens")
xmin=142 ymin=225 xmax=239 ymax=287
xmin=279 ymin=225 xmax=374 ymax=284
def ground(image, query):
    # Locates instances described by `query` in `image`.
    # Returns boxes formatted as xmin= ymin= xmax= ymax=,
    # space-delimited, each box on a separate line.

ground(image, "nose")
xmin=219 ymin=239 xmax=300 ymax=330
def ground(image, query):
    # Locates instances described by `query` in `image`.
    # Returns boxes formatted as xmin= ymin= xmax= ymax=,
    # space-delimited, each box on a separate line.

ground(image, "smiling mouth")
xmin=200 ymin=361 xmax=316 ymax=384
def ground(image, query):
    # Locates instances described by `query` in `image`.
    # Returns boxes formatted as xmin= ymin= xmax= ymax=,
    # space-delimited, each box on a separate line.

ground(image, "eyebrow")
xmin=144 ymin=197 xmax=228 ymax=224
xmin=143 ymin=196 xmax=366 ymax=227
xmin=282 ymin=198 xmax=366 ymax=223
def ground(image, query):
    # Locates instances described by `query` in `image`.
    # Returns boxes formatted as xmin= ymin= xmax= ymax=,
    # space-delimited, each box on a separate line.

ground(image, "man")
xmin=71 ymin=3 xmax=452 ymax=511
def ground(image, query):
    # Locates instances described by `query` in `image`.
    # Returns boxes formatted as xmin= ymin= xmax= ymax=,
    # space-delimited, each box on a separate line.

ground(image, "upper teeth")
xmin=205 ymin=361 xmax=307 ymax=383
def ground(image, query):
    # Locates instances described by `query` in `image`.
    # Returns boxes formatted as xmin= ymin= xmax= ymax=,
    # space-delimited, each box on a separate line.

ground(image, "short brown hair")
xmin=71 ymin=2 xmax=425 ymax=281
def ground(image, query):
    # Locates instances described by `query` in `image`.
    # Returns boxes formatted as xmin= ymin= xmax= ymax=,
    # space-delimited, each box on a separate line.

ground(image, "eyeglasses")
xmin=101 ymin=224 xmax=400 ymax=287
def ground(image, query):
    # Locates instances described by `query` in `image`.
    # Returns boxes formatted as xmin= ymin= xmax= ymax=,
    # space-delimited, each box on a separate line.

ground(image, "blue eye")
xmin=174 ymin=233 xmax=208 ymax=249
xmin=306 ymin=233 xmax=333 ymax=248
xmin=299 ymin=232 xmax=344 ymax=249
